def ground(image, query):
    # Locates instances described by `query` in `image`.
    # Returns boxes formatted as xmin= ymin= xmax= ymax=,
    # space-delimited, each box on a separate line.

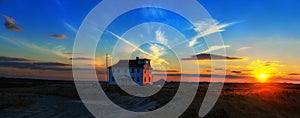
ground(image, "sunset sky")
xmin=0 ymin=0 xmax=300 ymax=83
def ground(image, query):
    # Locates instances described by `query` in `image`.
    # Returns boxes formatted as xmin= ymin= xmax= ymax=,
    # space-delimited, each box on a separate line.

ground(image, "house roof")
xmin=108 ymin=58 xmax=150 ymax=68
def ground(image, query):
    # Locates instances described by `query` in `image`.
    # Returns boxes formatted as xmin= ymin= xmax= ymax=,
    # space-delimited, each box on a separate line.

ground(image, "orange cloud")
xmin=50 ymin=34 xmax=67 ymax=39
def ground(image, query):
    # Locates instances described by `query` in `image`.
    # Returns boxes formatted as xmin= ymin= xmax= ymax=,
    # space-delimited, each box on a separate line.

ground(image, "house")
xmin=108 ymin=57 xmax=152 ymax=86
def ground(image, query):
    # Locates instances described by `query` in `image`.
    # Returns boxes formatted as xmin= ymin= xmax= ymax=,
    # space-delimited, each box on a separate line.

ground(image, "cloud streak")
xmin=237 ymin=47 xmax=252 ymax=51
xmin=199 ymin=45 xmax=231 ymax=53
xmin=0 ymin=56 xmax=33 ymax=62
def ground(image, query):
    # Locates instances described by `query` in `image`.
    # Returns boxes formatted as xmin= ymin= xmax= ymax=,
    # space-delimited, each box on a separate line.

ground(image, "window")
xmin=137 ymin=77 xmax=140 ymax=82
xmin=132 ymin=76 xmax=134 ymax=81
xmin=131 ymin=68 xmax=134 ymax=73
xmin=137 ymin=68 xmax=140 ymax=73
xmin=144 ymin=77 xmax=146 ymax=82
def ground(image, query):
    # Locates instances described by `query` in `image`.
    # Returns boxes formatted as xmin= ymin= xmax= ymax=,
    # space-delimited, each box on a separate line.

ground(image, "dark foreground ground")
xmin=0 ymin=77 xmax=299 ymax=118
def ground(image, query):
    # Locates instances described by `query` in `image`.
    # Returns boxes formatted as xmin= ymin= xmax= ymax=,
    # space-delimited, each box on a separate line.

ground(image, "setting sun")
xmin=257 ymin=73 xmax=268 ymax=82
xmin=259 ymin=73 xmax=266 ymax=79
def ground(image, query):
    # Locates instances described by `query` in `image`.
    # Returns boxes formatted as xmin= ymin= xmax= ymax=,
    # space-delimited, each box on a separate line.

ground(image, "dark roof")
xmin=108 ymin=58 xmax=150 ymax=68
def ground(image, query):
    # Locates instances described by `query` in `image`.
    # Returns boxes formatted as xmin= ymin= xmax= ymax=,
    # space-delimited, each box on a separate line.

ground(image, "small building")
xmin=108 ymin=57 xmax=152 ymax=86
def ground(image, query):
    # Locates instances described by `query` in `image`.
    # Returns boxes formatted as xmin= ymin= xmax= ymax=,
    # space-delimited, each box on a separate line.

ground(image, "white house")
xmin=108 ymin=57 xmax=152 ymax=86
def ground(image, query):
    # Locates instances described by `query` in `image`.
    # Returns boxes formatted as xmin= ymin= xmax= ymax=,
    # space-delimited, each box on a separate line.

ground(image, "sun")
xmin=260 ymin=73 xmax=266 ymax=79
xmin=248 ymin=60 xmax=277 ymax=83
xmin=256 ymin=73 xmax=269 ymax=83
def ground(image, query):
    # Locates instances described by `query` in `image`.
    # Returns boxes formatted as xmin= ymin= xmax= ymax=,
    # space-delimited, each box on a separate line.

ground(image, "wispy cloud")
xmin=0 ymin=36 xmax=70 ymax=60
xmin=149 ymin=44 xmax=169 ymax=65
xmin=107 ymin=31 xmax=169 ymax=65
xmin=155 ymin=29 xmax=168 ymax=45
xmin=189 ymin=19 xmax=238 ymax=47
xmin=64 ymin=22 xmax=77 ymax=33
xmin=237 ymin=46 xmax=252 ymax=51
xmin=199 ymin=45 xmax=231 ymax=54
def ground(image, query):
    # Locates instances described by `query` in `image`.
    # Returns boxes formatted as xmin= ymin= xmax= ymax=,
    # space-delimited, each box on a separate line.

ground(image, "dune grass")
xmin=0 ymin=93 xmax=33 ymax=110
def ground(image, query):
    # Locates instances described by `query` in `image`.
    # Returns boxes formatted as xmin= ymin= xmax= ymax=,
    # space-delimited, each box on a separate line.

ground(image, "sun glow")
xmin=257 ymin=73 xmax=269 ymax=82
xmin=247 ymin=60 xmax=279 ymax=83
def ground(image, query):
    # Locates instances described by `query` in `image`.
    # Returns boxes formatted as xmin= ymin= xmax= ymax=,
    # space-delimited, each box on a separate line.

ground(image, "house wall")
xmin=142 ymin=64 xmax=152 ymax=85
xmin=108 ymin=67 xmax=144 ymax=86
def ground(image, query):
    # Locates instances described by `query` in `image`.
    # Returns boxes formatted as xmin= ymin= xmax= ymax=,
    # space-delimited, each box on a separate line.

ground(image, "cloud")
xmin=153 ymin=69 xmax=179 ymax=72
xmin=263 ymin=61 xmax=284 ymax=67
xmin=182 ymin=53 xmax=245 ymax=61
xmin=288 ymin=73 xmax=299 ymax=76
xmin=2 ymin=15 xmax=23 ymax=31
xmin=0 ymin=56 xmax=33 ymax=62
xmin=0 ymin=36 xmax=69 ymax=59
xmin=33 ymin=62 xmax=70 ymax=66
xmin=149 ymin=44 xmax=169 ymax=65
xmin=64 ymin=22 xmax=77 ymax=33
xmin=107 ymin=31 xmax=169 ymax=65
xmin=246 ymin=60 xmax=284 ymax=78
xmin=139 ymin=29 xmax=170 ymax=65
xmin=199 ymin=45 xmax=231 ymax=53
xmin=189 ymin=19 xmax=238 ymax=47
xmin=69 ymin=57 xmax=94 ymax=61
xmin=0 ymin=61 xmax=71 ymax=71
xmin=50 ymin=34 xmax=67 ymax=39
xmin=231 ymin=71 xmax=242 ymax=74
xmin=155 ymin=29 xmax=168 ymax=45
xmin=237 ymin=47 xmax=252 ymax=51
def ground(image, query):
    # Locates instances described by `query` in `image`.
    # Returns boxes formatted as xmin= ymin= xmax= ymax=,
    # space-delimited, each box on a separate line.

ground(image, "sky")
xmin=0 ymin=0 xmax=300 ymax=83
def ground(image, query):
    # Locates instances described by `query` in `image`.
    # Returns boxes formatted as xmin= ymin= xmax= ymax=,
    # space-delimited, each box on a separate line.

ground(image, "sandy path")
xmin=0 ymin=95 xmax=157 ymax=118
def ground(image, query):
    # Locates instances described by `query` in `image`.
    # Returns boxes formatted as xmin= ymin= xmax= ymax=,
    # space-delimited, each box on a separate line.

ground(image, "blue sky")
xmin=0 ymin=0 xmax=300 ymax=83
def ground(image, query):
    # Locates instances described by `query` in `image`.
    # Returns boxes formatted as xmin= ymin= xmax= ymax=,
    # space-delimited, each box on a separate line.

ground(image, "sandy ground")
xmin=0 ymin=94 xmax=157 ymax=118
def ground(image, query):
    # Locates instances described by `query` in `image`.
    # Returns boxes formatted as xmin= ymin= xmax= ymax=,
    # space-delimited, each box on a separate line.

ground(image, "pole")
xmin=106 ymin=53 xmax=109 ymax=86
